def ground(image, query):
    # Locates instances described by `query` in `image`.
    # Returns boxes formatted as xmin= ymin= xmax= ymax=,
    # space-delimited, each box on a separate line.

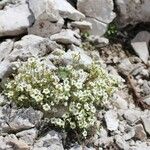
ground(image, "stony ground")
xmin=0 ymin=0 xmax=150 ymax=150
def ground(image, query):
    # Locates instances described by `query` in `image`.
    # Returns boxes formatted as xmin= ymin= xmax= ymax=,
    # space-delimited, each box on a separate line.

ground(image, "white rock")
xmin=77 ymin=0 xmax=115 ymax=23
xmin=104 ymin=110 xmax=119 ymax=131
xmin=62 ymin=50 xmax=93 ymax=67
xmin=115 ymin=135 xmax=129 ymax=150
xmin=0 ymin=3 xmax=34 ymax=37
xmin=29 ymin=0 xmax=60 ymax=22
xmin=86 ymin=18 xmax=107 ymax=36
xmin=28 ymin=0 xmax=64 ymax=37
xmin=143 ymin=96 xmax=150 ymax=106
xmin=132 ymin=31 xmax=150 ymax=46
xmin=0 ymin=39 xmax=14 ymax=62
xmin=113 ymin=94 xmax=128 ymax=109
xmin=0 ymin=60 xmax=12 ymax=79
xmin=142 ymin=116 xmax=150 ymax=135
xmin=115 ymin=0 xmax=150 ymax=26
xmin=124 ymin=109 xmax=141 ymax=125
xmin=33 ymin=131 xmax=64 ymax=150
xmin=16 ymin=128 xmax=38 ymax=145
xmin=54 ymin=0 xmax=85 ymax=21
xmin=8 ymin=35 xmax=60 ymax=62
xmin=131 ymin=32 xmax=150 ymax=64
xmin=50 ymin=29 xmax=81 ymax=46
xmin=131 ymin=42 xmax=149 ymax=64
xmin=71 ymin=21 xmax=92 ymax=31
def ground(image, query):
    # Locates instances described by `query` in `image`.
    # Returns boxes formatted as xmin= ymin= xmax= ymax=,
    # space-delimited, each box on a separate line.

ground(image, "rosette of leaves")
xmin=3 ymin=57 xmax=119 ymax=139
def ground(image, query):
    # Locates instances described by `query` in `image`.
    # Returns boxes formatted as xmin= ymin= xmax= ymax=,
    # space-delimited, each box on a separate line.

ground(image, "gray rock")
xmin=124 ymin=109 xmax=141 ymax=125
xmin=54 ymin=0 xmax=85 ymax=21
xmin=29 ymin=0 xmax=60 ymax=22
xmin=8 ymin=35 xmax=61 ymax=62
xmin=89 ymin=36 xmax=109 ymax=48
xmin=142 ymin=116 xmax=150 ymax=135
xmin=123 ymin=127 xmax=135 ymax=141
xmin=2 ymin=107 xmax=43 ymax=133
xmin=85 ymin=17 xmax=107 ymax=36
xmin=132 ymin=31 xmax=150 ymax=46
xmin=77 ymin=0 xmax=115 ymax=24
xmin=104 ymin=110 xmax=119 ymax=131
xmin=118 ymin=58 xmax=134 ymax=72
xmin=28 ymin=17 xmax=64 ymax=38
xmin=16 ymin=128 xmax=38 ymax=146
xmin=0 ymin=60 xmax=14 ymax=79
xmin=143 ymin=96 xmax=150 ymax=106
xmin=61 ymin=50 xmax=93 ymax=67
xmin=131 ymin=42 xmax=149 ymax=64
xmin=71 ymin=21 xmax=92 ymax=31
xmin=141 ymin=80 xmax=150 ymax=95
xmin=33 ymin=130 xmax=64 ymax=150
xmin=115 ymin=135 xmax=129 ymax=150
xmin=70 ymin=145 xmax=95 ymax=150
xmin=113 ymin=94 xmax=128 ymax=109
xmin=134 ymin=124 xmax=147 ymax=141
xmin=28 ymin=0 xmax=64 ymax=37
xmin=115 ymin=0 xmax=150 ymax=26
xmin=50 ymin=29 xmax=81 ymax=46
xmin=0 ymin=39 xmax=14 ymax=62
xmin=0 ymin=3 xmax=34 ymax=37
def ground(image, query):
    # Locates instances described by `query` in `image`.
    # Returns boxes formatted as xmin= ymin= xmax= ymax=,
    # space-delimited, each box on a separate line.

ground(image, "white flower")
xmin=43 ymin=103 xmax=50 ymax=111
xmin=43 ymin=88 xmax=50 ymax=95
xmin=82 ymin=130 xmax=87 ymax=137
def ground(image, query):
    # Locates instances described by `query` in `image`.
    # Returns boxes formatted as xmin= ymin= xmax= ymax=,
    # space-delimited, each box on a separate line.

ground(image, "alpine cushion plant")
xmin=3 ymin=57 xmax=119 ymax=138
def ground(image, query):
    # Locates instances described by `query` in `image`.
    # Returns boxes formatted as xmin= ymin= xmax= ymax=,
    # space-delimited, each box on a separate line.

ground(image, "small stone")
xmin=131 ymin=41 xmax=149 ymax=64
xmin=16 ymin=128 xmax=38 ymax=145
xmin=0 ymin=39 xmax=14 ymax=62
xmin=118 ymin=58 xmax=134 ymax=72
xmin=33 ymin=130 xmax=64 ymax=150
xmin=7 ymin=139 xmax=30 ymax=150
xmin=104 ymin=110 xmax=119 ymax=131
xmin=55 ymin=0 xmax=85 ymax=21
xmin=142 ymin=116 xmax=150 ymax=135
xmin=50 ymin=29 xmax=81 ymax=46
xmin=123 ymin=127 xmax=135 ymax=141
xmin=115 ymin=135 xmax=129 ymax=150
xmin=123 ymin=109 xmax=141 ymax=125
xmin=143 ymin=96 xmax=150 ymax=106
xmin=134 ymin=124 xmax=147 ymax=141
xmin=113 ymin=94 xmax=128 ymax=109
xmin=71 ymin=21 xmax=92 ymax=31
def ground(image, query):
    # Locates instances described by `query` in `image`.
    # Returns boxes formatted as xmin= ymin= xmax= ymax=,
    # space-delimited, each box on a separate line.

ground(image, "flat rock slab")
xmin=0 ymin=3 xmax=34 ymax=37
xmin=104 ymin=110 xmax=119 ymax=131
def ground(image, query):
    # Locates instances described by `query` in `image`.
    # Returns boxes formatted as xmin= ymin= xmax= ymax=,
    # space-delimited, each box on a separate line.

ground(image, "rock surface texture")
xmin=0 ymin=0 xmax=150 ymax=150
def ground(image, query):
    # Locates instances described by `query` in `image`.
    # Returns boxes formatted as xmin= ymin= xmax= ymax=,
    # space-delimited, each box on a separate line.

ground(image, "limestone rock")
xmin=16 ymin=128 xmax=38 ymax=146
xmin=142 ymin=116 xmax=150 ymax=135
xmin=54 ymin=0 xmax=85 ymax=21
xmin=2 ymin=107 xmax=43 ymax=133
xmin=50 ymin=29 xmax=81 ymax=46
xmin=33 ymin=130 xmax=64 ymax=150
xmin=0 ymin=3 xmax=34 ymax=37
xmin=124 ymin=109 xmax=141 ymax=125
xmin=104 ymin=110 xmax=119 ymax=131
xmin=115 ymin=0 xmax=150 ymax=26
xmin=77 ymin=0 xmax=115 ymax=24
xmin=86 ymin=18 xmax=107 ymax=36
xmin=71 ymin=21 xmax=92 ymax=31
xmin=0 ymin=39 xmax=14 ymax=62
xmin=29 ymin=0 xmax=60 ymax=22
xmin=134 ymin=124 xmax=147 ymax=141
xmin=28 ymin=17 xmax=64 ymax=37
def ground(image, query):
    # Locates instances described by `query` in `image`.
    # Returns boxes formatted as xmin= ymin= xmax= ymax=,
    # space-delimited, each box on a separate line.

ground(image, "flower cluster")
xmin=4 ymin=57 xmax=119 ymax=138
